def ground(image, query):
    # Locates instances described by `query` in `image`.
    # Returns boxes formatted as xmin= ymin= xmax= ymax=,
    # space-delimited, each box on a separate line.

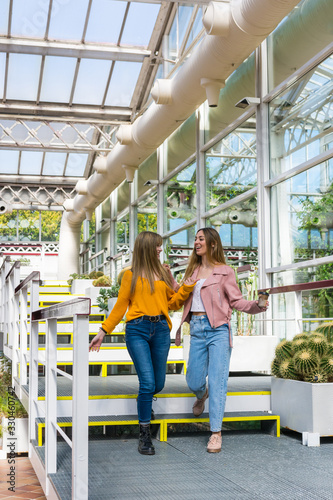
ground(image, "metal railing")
xmin=31 ymin=297 xmax=91 ymax=499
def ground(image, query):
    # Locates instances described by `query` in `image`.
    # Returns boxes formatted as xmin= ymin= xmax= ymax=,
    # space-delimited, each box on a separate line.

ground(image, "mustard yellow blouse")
xmin=101 ymin=270 xmax=194 ymax=333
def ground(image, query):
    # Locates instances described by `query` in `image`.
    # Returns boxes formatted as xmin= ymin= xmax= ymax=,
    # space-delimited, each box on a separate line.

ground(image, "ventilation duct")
xmin=58 ymin=0 xmax=303 ymax=278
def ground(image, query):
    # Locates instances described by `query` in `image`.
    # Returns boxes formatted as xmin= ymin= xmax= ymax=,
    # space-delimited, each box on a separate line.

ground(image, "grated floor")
xmin=35 ymin=430 xmax=333 ymax=500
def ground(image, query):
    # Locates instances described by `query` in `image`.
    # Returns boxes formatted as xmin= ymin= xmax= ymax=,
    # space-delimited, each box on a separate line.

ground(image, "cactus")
xmin=294 ymin=349 xmax=319 ymax=376
xmin=292 ymin=333 xmax=308 ymax=341
xmin=304 ymin=369 xmax=328 ymax=384
xmin=271 ymin=358 xmax=281 ymax=378
xmin=92 ymin=275 xmax=112 ymax=287
xmin=275 ymin=340 xmax=293 ymax=361
xmin=326 ymin=344 xmax=333 ymax=357
xmin=308 ymin=336 xmax=328 ymax=357
xmin=291 ymin=337 xmax=309 ymax=354
xmin=314 ymin=322 xmax=333 ymax=343
xmin=279 ymin=359 xmax=298 ymax=380
xmin=320 ymin=355 xmax=333 ymax=378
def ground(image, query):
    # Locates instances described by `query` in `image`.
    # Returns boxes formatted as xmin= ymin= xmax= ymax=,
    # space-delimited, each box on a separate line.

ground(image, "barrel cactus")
xmin=308 ymin=336 xmax=328 ymax=357
xmin=275 ymin=340 xmax=293 ymax=361
xmin=271 ymin=357 xmax=281 ymax=378
xmin=294 ymin=349 xmax=320 ymax=375
xmin=291 ymin=337 xmax=309 ymax=354
xmin=304 ymin=369 xmax=328 ymax=384
xmin=279 ymin=358 xmax=298 ymax=380
xmin=314 ymin=322 xmax=333 ymax=343
xmin=320 ymin=355 xmax=333 ymax=380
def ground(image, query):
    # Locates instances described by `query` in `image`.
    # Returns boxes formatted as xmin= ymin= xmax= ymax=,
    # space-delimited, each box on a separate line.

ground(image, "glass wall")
xmin=136 ymin=191 xmax=157 ymax=234
xmin=0 ymin=210 xmax=62 ymax=242
xmin=165 ymin=160 xmax=196 ymax=234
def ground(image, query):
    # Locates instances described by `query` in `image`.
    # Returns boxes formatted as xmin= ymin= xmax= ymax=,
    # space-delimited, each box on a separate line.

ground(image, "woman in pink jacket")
xmin=177 ymin=227 xmax=268 ymax=453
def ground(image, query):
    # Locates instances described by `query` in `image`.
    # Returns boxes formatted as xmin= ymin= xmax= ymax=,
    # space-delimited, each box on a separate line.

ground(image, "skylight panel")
xmin=7 ymin=54 xmax=42 ymax=101
xmin=48 ymin=0 xmax=90 ymax=41
xmin=0 ymin=53 xmax=6 ymax=99
xmin=19 ymin=151 xmax=43 ymax=175
xmin=42 ymin=152 xmax=67 ymax=176
xmin=11 ymin=0 xmax=47 ymax=38
xmin=65 ymin=153 xmax=88 ymax=177
xmin=0 ymin=150 xmax=19 ymax=174
xmin=40 ymin=56 xmax=77 ymax=103
xmin=121 ymin=2 xmax=160 ymax=47
xmin=85 ymin=0 xmax=127 ymax=44
xmin=73 ymin=59 xmax=111 ymax=105
xmin=185 ymin=7 xmax=204 ymax=51
xmin=0 ymin=0 xmax=9 ymax=35
xmin=105 ymin=61 xmax=141 ymax=106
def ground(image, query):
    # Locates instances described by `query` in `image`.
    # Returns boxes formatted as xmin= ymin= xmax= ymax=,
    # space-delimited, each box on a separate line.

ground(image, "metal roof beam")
xmin=0 ymin=102 xmax=131 ymax=122
xmin=0 ymin=38 xmax=150 ymax=62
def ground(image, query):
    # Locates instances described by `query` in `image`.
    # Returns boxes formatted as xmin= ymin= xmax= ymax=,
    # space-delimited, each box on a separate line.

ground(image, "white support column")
xmin=256 ymin=41 xmax=272 ymax=336
xmin=295 ymin=291 xmax=303 ymax=335
xmin=29 ymin=279 xmax=40 ymax=449
xmin=72 ymin=314 xmax=89 ymax=500
xmin=45 ymin=317 xmax=58 ymax=486
xmin=196 ymin=108 xmax=206 ymax=229
xmin=19 ymin=287 xmax=28 ymax=389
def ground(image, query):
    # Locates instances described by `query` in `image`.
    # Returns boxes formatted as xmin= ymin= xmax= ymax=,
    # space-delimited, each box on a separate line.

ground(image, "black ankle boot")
xmin=138 ymin=424 xmax=155 ymax=455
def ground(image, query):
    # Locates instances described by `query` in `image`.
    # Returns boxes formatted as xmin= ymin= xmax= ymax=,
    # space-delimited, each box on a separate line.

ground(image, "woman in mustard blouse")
xmin=89 ymin=231 xmax=195 ymax=455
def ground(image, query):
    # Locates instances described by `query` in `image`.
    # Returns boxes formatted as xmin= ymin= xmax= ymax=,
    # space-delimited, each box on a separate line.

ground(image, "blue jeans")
xmin=125 ymin=317 xmax=170 ymax=424
xmin=186 ymin=316 xmax=232 ymax=432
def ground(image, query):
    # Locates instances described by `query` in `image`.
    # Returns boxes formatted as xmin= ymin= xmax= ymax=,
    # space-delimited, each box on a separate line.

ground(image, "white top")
xmin=190 ymin=279 xmax=206 ymax=312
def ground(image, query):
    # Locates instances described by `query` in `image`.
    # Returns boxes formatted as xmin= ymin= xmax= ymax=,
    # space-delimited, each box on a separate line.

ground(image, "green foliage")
xmin=88 ymin=271 xmax=104 ymax=279
xmin=96 ymin=285 xmax=120 ymax=312
xmin=92 ymin=275 xmax=112 ymax=287
xmin=0 ymin=357 xmax=28 ymax=433
xmin=67 ymin=273 xmax=90 ymax=286
xmin=275 ymin=340 xmax=293 ymax=361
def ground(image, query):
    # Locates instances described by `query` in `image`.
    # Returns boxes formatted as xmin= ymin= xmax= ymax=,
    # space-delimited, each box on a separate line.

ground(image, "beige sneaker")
xmin=192 ymin=388 xmax=208 ymax=417
xmin=207 ymin=434 xmax=222 ymax=453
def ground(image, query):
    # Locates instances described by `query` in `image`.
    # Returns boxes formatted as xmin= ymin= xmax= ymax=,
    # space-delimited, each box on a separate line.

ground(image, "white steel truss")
xmin=0 ymin=184 xmax=74 ymax=207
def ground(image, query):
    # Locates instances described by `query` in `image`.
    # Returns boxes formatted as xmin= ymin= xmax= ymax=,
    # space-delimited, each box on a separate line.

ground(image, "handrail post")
xmin=72 ymin=313 xmax=89 ymax=499
xmin=29 ymin=278 xmax=40 ymax=449
xmin=45 ymin=317 xmax=58 ymax=489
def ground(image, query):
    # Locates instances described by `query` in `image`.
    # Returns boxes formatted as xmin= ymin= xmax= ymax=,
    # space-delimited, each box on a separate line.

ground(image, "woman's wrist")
xmin=100 ymin=327 xmax=107 ymax=335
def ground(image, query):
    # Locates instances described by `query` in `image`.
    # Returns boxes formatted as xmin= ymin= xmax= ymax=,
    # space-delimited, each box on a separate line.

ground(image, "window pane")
xmin=105 ymin=61 xmax=141 ymax=106
xmin=117 ymin=214 xmax=129 ymax=246
xmin=85 ymin=0 xmax=126 ymax=44
xmin=41 ymin=211 xmax=62 ymax=241
xmin=117 ymin=181 xmax=129 ymax=214
xmin=19 ymin=210 xmax=39 ymax=242
xmin=271 ymin=160 xmax=333 ymax=268
xmin=206 ymin=196 xmax=258 ymax=265
xmin=165 ymin=161 xmax=196 ymax=233
xmin=165 ymin=114 xmax=196 ymax=176
xmin=20 ymin=151 xmax=43 ymax=175
xmin=166 ymin=225 xmax=197 ymax=267
xmin=40 ymin=56 xmax=77 ymax=103
xmin=0 ymin=0 xmax=9 ymax=35
xmin=137 ymin=192 xmax=157 ymax=234
xmin=48 ymin=0 xmax=90 ymax=41
xmin=73 ymin=59 xmax=111 ymax=105
xmin=121 ymin=2 xmax=160 ymax=47
xmin=7 ymin=54 xmax=41 ymax=101
xmin=0 ymin=150 xmax=19 ymax=173
xmin=42 ymin=152 xmax=67 ymax=176
xmin=65 ymin=153 xmax=88 ymax=177
xmin=206 ymin=116 xmax=257 ymax=211
xmin=0 ymin=211 xmax=17 ymax=241
xmin=269 ymin=54 xmax=333 ymax=177
xmin=0 ymin=53 xmax=5 ymax=99
xmin=11 ymin=0 xmax=47 ymax=37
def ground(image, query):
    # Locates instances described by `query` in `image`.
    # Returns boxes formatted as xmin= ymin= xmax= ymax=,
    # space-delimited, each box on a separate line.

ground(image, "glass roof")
xmin=0 ymin=0 xmax=209 ymax=205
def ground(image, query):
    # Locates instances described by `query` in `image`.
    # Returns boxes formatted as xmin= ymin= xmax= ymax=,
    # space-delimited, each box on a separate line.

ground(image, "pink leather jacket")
xmin=179 ymin=265 xmax=264 ymax=347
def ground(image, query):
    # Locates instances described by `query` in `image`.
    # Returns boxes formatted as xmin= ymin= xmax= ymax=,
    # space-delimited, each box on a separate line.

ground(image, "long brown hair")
xmin=184 ymin=227 xmax=226 ymax=280
xmin=130 ymin=231 xmax=173 ymax=295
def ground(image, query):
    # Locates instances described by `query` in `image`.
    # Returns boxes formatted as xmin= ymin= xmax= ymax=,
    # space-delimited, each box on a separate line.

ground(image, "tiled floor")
xmin=0 ymin=457 xmax=46 ymax=499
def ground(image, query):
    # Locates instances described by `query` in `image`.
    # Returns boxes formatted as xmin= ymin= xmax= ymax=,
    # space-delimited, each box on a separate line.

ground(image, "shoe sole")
xmin=207 ymin=448 xmax=221 ymax=453
xmin=138 ymin=449 xmax=155 ymax=455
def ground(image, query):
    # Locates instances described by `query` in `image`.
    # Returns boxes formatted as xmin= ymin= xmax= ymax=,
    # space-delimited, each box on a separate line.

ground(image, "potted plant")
xmin=96 ymin=284 xmax=120 ymax=315
xmin=0 ymin=357 xmax=28 ymax=458
xmin=68 ymin=272 xmax=94 ymax=294
xmin=271 ymin=330 xmax=333 ymax=445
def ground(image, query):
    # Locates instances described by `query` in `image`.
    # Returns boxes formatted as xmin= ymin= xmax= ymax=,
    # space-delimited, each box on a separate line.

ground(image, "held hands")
xmin=184 ymin=276 xmax=197 ymax=287
xmin=89 ymin=328 xmax=106 ymax=352
xmin=175 ymin=328 xmax=181 ymax=346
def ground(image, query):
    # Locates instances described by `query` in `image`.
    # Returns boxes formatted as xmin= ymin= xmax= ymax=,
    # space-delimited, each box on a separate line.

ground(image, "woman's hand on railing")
xmin=89 ymin=329 xmax=106 ymax=352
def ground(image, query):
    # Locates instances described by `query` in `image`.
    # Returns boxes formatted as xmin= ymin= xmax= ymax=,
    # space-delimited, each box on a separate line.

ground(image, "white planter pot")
xmin=85 ymin=286 xmax=111 ymax=304
xmin=230 ymin=335 xmax=279 ymax=372
xmin=107 ymin=297 xmax=118 ymax=316
xmin=271 ymin=377 xmax=333 ymax=443
xmin=1 ymin=417 xmax=29 ymax=456
xmin=71 ymin=279 xmax=94 ymax=294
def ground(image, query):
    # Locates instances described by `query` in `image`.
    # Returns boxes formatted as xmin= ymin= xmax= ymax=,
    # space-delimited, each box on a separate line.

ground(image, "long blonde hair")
xmin=130 ymin=231 xmax=173 ymax=295
xmin=184 ymin=227 xmax=226 ymax=280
